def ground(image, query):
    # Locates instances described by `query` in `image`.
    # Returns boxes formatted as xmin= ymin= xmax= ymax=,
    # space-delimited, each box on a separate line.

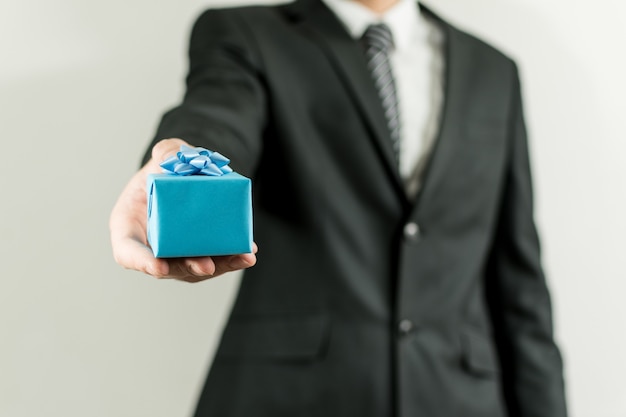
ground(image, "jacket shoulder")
xmin=191 ymin=2 xmax=285 ymax=25
xmin=421 ymin=2 xmax=518 ymax=71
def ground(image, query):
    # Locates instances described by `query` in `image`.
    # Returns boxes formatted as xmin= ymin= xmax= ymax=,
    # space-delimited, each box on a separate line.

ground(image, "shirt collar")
xmin=321 ymin=0 xmax=422 ymax=51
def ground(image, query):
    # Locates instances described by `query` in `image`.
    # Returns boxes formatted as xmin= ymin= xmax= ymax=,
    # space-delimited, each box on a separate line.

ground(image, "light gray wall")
xmin=1 ymin=0 xmax=623 ymax=416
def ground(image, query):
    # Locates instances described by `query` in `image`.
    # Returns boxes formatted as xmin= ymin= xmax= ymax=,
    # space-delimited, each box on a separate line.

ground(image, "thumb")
xmin=150 ymin=138 xmax=190 ymax=166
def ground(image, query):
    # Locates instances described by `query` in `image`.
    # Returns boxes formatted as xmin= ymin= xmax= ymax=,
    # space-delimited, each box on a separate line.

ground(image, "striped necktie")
xmin=361 ymin=23 xmax=401 ymax=164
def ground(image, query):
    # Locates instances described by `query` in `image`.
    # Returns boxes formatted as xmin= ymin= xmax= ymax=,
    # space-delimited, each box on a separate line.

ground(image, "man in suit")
xmin=110 ymin=0 xmax=569 ymax=415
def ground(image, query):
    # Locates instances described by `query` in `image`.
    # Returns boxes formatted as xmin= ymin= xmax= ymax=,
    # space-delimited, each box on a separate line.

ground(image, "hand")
xmin=109 ymin=138 xmax=257 ymax=283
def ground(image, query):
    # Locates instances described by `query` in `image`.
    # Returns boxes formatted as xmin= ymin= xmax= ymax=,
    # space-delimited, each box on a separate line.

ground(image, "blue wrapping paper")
xmin=146 ymin=146 xmax=253 ymax=258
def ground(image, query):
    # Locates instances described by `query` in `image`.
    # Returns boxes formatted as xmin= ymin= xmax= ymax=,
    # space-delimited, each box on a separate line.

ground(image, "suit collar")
xmin=282 ymin=0 xmax=449 ymax=30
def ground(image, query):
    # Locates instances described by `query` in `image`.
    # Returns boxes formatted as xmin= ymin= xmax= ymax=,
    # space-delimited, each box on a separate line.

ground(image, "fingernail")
xmin=229 ymin=256 xmax=253 ymax=269
xmin=186 ymin=262 xmax=201 ymax=276
xmin=146 ymin=263 xmax=158 ymax=277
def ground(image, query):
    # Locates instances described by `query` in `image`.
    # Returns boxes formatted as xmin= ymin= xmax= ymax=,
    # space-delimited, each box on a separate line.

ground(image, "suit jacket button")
xmin=398 ymin=319 xmax=414 ymax=336
xmin=403 ymin=222 xmax=420 ymax=242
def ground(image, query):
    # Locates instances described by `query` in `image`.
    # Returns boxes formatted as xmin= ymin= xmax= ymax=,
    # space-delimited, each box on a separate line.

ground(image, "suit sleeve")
xmin=486 ymin=64 xmax=569 ymax=417
xmin=141 ymin=9 xmax=266 ymax=177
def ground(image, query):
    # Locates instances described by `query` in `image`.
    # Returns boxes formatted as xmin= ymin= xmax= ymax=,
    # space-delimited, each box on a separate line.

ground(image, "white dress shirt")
xmin=321 ymin=0 xmax=445 ymax=197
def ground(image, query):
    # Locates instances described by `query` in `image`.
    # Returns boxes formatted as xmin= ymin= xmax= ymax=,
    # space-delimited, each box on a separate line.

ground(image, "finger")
xmin=172 ymin=257 xmax=216 ymax=277
xmin=169 ymin=243 xmax=258 ymax=282
xmin=151 ymin=138 xmax=190 ymax=164
xmin=211 ymin=243 xmax=258 ymax=276
xmin=113 ymin=238 xmax=256 ymax=281
xmin=163 ymin=257 xmax=217 ymax=282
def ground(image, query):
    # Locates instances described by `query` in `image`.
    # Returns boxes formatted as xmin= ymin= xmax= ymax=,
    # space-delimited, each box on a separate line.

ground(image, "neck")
xmin=354 ymin=0 xmax=400 ymax=14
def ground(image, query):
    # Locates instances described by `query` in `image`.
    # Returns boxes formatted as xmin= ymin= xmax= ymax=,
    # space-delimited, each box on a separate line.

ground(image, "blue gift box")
xmin=146 ymin=172 xmax=253 ymax=258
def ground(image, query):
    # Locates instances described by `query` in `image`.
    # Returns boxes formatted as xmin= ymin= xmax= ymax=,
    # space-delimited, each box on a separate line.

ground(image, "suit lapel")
xmin=283 ymin=0 xmax=407 ymax=198
xmin=281 ymin=0 xmax=475 ymax=212
xmin=410 ymin=6 xmax=473 ymax=214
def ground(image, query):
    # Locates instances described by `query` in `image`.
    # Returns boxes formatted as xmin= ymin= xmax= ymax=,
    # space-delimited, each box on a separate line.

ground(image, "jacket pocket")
xmin=215 ymin=313 xmax=329 ymax=361
xmin=461 ymin=328 xmax=500 ymax=377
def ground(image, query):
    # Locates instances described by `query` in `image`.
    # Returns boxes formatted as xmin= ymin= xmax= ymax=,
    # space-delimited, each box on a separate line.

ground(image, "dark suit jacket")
xmin=143 ymin=1 xmax=569 ymax=416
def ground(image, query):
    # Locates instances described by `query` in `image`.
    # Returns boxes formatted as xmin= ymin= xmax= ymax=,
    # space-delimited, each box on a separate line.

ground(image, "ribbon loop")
xmin=160 ymin=145 xmax=233 ymax=176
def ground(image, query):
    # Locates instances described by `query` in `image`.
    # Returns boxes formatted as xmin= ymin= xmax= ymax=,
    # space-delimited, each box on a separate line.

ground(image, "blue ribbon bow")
xmin=160 ymin=145 xmax=234 ymax=176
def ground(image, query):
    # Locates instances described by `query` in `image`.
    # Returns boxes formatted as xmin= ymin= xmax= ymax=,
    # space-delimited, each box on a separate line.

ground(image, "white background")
xmin=1 ymin=0 xmax=624 ymax=416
